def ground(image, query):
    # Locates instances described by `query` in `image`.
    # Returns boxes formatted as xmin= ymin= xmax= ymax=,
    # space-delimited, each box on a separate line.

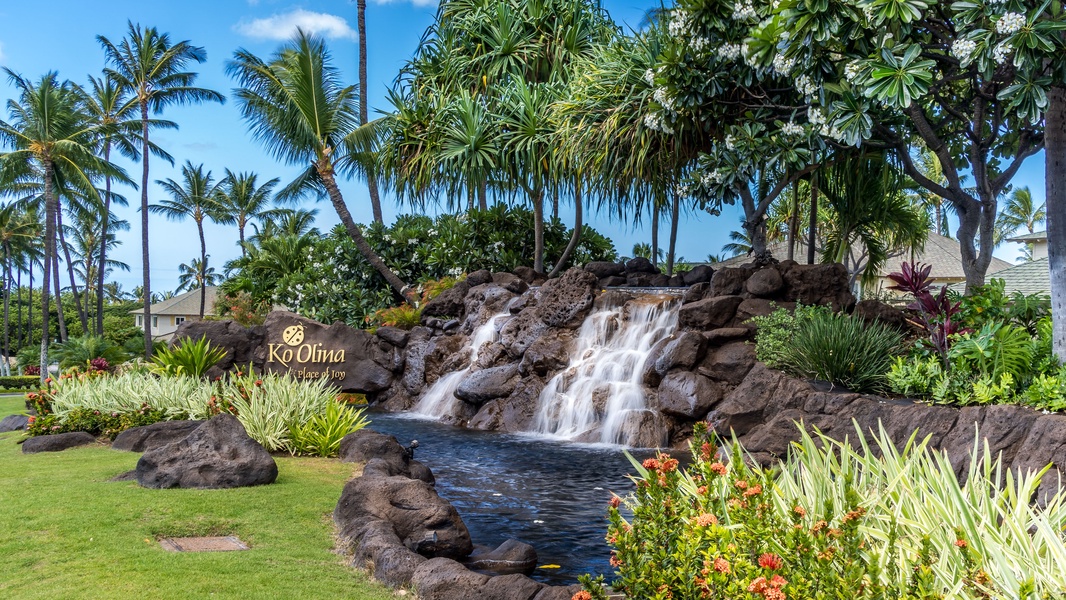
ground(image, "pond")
xmin=367 ymin=411 xmax=654 ymax=585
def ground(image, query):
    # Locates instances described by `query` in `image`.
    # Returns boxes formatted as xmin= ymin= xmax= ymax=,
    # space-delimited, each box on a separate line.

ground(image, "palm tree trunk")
xmin=198 ymin=218 xmax=207 ymax=318
xmin=319 ymin=166 xmax=411 ymax=299
xmin=478 ymin=180 xmax=487 ymax=211
xmin=551 ymin=194 xmax=559 ymax=220
xmin=3 ymin=243 xmax=11 ymax=376
xmin=96 ymin=144 xmax=112 ymax=335
xmin=16 ymin=267 xmax=22 ymax=349
xmin=807 ymin=173 xmax=818 ymax=264
xmin=787 ymin=180 xmax=799 ymax=261
xmin=357 ymin=0 xmax=383 ymax=225
xmin=549 ymin=181 xmax=582 ymax=277
xmin=650 ymin=203 xmax=659 ymax=268
xmin=238 ymin=215 xmax=247 ymax=257
xmin=1046 ymin=85 xmax=1066 ymax=362
xmin=51 ymin=224 xmax=68 ymax=343
xmin=533 ymin=188 xmax=545 ymax=274
xmin=667 ymin=191 xmax=680 ymax=276
xmin=56 ymin=209 xmax=88 ymax=334
xmin=40 ymin=162 xmax=56 ymax=382
xmin=140 ymin=102 xmax=153 ymax=358
xmin=467 ymin=185 xmax=475 ymax=213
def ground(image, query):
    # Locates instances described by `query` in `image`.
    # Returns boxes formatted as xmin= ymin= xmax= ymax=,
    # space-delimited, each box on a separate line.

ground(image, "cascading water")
xmin=413 ymin=310 xmax=511 ymax=418
xmin=533 ymin=295 xmax=679 ymax=446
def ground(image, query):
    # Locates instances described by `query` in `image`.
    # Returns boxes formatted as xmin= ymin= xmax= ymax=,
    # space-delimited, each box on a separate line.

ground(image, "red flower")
xmin=608 ymin=495 xmax=621 ymax=509
xmin=642 ymin=458 xmax=660 ymax=470
xmin=955 ymin=539 xmax=968 ymax=548
xmin=712 ymin=556 xmax=730 ymax=574
xmin=769 ymin=575 xmax=788 ymax=588
xmin=758 ymin=553 xmax=783 ymax=570
xmin=571 ymin=592 xmax=593 ymax=600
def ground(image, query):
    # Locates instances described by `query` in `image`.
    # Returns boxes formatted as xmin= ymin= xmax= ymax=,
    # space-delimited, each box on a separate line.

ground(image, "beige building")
xmin=1006 ymin=230 xmax=1049 ymax=261
xmin=130 ymin=286 xmax=219 ymax=341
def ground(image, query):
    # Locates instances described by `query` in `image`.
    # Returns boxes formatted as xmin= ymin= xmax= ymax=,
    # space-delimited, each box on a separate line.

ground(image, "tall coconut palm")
xmin=0 ymin=203 xmax=37 ymax=375
xmin=150 ymin=162 xmax=221 ymax=318
xmin=995 ymin=185 xmax=1046 ymax=256
xmin=227 ymin=30 xmax=410 ymax=298
xmin=214 ymin=170 xmax=279 ymax=256
xmin=0 ymin=70 xmax=128 ymax=380
xmin=356 ymin=0 xmax=383 ymax=224
xmin=98 ymin=22 xmax=224 ymax=357
xmin=176 ymin=256 xmax=221 ymax=293
xmin=82 ymin=73 xmax=174 ymax=335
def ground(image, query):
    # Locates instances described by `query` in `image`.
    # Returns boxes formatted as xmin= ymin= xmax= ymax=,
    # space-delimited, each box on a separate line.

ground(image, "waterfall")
xmin=413 ymin=311 xmax=510 ymax=418
xmin=534 ymin=295 xmax=679 ymax=446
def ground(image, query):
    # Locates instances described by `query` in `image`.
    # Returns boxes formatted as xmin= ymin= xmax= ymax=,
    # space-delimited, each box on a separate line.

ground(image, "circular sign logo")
xmin=282 ymin=324 xmax=305 ymax=346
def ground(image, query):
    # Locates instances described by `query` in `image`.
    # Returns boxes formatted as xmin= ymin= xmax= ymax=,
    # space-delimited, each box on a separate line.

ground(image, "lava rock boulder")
xmin=111 ymin=420 xmax=204 ymax=452
xmin=135 ymin=414 xmax=277 ymax=489
xmin=22 ymin=431 xmax=97 ymax=453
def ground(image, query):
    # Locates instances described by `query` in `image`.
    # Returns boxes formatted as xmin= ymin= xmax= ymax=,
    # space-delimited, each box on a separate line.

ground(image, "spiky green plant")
xmin=287 ymin=400 xmax=369 ymax=457
xmin=149 ymin=337 xmax=227 ymax=378
xmin=779 ymin=310 xmax=904 ymax=392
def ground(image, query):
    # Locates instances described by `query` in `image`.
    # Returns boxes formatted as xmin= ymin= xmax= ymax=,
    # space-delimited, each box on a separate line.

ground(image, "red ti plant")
xmin=885 ymin=262 xmax=964 ymax=362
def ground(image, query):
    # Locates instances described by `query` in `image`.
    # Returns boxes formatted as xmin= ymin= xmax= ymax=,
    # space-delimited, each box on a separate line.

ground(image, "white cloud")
xmin=235 ymin=9 xmax=357 ymax=41
xmin=372 ymin=0 xmax=439 ymax=7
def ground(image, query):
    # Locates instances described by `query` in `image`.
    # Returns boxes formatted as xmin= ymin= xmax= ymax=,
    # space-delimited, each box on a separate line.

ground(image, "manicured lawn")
xmin=0 ymin=399 xmax=394 ymax=599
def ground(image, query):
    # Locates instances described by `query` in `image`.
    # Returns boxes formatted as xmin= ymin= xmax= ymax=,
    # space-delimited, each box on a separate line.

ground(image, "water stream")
xmin=369 ymin=412 xmax=650 ymax=585
xmin=534 ymin=296 xmax=680 ymax=446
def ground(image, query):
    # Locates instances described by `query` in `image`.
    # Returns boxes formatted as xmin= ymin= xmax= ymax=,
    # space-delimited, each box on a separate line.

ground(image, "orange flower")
xmin=660 ymin=457 xmax=679 ymax=472
xmin=571 ymin=592 xmax=593 ymax=600
xmin=764 ymin=588 xmax=786 ymax=600
xmin=609 ymin=495 xmax=621 ymax=509
xmin=734 ymin=480 xmax=749 ymax=490
xmin=709 ymin=462 xmax=727 ymax=476
xmin=712 ymin=556 xmax=730 ymax=574
xmin=769 ymin=574 xmax=788 ymax=588
xmin=642 ymin=458 xmax=660 ymax=470
xmin=609 ymin=553 xmax=622 ymax=568
xmin=793 ymin=505 xmax=806 ymax=517
xmin=693 ymin=513 xmax=718 ymax=527
xmin=955 ymin=539 xmax=968 ymax=548
xmin=700 ymin=442 xmax=714 ymax=460
xmin=758 ymin=553 xmax=783 ymax=570
xmin=747 ymin=577 xmax=769 ymax=594
xmin=743 ymin=484 xmax=763 ymax=497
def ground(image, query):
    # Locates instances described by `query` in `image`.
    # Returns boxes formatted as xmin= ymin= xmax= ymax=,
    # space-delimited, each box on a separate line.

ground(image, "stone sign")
xmin=254 ymin=311 xmax=394 ymax=394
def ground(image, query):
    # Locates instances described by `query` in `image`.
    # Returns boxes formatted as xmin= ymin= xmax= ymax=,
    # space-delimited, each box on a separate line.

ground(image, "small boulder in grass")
xmin=22 ymin=431 xmax=97 ymax=454
xmin=135 ymin=414 xmax=277 ymax=489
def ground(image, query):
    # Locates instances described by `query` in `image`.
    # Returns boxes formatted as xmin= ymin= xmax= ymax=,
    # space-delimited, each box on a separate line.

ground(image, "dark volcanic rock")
xmin=468 ymin=377 xmax=545 ymax=433
xmin=532 ymin=269 xmax=598 ymax=328
xmin=111 ymin=420 xmax=203 ymax=452
xmin=518 ymin=330 xmax=573 ymax=376
xmin=464 ymin=539 xmax=538 ymax=575
xmin=702 ymin=327 xmax=752 ymax=346
xmin=410 ymin=558 xmax=492 ymax=600
xmin=683 ymin=264 xmax=714 ymax=285
xmin=1010 ymin=414 xmax=1066 ymax=503
xmin=135 ymin=414 xmax=277 ymax=489
xmin=513 ymin=266 xmax=543 ymax=285
xmin=678 ymin=295 xmax=743 ymax=330
xmin=654 ymin=331 xmax=706 ymax=373
xmin=626 ymin=272 xmax=657 ymax=287
xmin=698 ymin=341 xmax=757 ymax=385
xmin=256 ymin=311 xmax=393 ymax=394
xmin=710 ymin=266 xmax=753 ymax=296
xmin=598 ymin=275 xmax=627 ymax=288
xmin=350 ymin=520 xmax=428 ymax=587
xmin=335 ymin=475 xmax=473 ymax=559
xmin=782 ymin=263 xmax=855 ymax=310
xmin=853 ymin=300 xmax=911 ymax=331
xmin=734 ymin=298 xmax=779 ymax=323
xmin=0 ymin=414 xmax=29 ymax=432
xmin=466 ymin=270 xmax=494 ymax=287
xmin=657 ymin=371 xmax=722 ymax=419
xmin=649 ymin=274 xmax=671 ymax=287
xmin=422 ymin=281 xmax=472 ymax=319
xmin=744 ymin=267 xmax=784 ymax=298
xmin=22 ymin=431 xmax=96 ymax=453
xmin=625 ymin=257 xmax=659 ymax=274
xmin=376 ymin=326 xmax=410 ymax=348
xmin=173 ymin=319 xmax=265 ymax=376
xmin=492 ymin=272 xmax=530 ymax=295
xmin=455 ymin=365 xmax=519 ymax=405
xmin=584 ymin=261 xmax=625 ymax=278
xmin=668 ymin=274 xmax=685 ymax=287
xmin=339 ymin=429 xmax=411 ymax=471
xmin=682 ymin=282 xmax=710 ymax=304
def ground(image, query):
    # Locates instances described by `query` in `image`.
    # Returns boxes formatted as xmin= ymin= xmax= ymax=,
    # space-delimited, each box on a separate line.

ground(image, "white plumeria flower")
xmin=951 ymin=38 xmax=978 ymax=62
xmin=717 ymin=44 xmax=742 ymax=61
xmin=773 ymin=54 xmax=796 ymax=76
xmin=992 ymin=43 xmax=1013 ymax=65
xmin=844 ymin=60 xmax=863 ymax=82
xmin=996 ymin=12 xmax=1026 ymax=35
xmin=781 ymin=122 xmax=804 ymax=136
xmin=644 ymin=68 xmax=655 ymax=86
xmin=795 ymin=74 xmax=818 ymax=97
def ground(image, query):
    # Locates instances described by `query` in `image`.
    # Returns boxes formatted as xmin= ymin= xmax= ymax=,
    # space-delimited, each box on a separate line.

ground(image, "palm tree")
xmin=176 ymin=256 xmax=221 ymax=293
xmin=0 ymin=71 xmax=128 ymax=380
xmin=98 ymin=22 xmax=224 ymax=357
xmin=254 ymin=207 xmax=319 ymax=240
xmin=995 ymin=185 xmax=1046 ymax=256
xmin=356 ymin=0 xmax=384 ymax=224
xmin=82 ymin=72 xmax=173 ymax=335
xmin=150 ymin=162 xmax=221 ymax=318
xmin=0 ymin=203 xmax=37 ymax=375
xmin=214 ymin=170 xmax=279 ymax=256
xmin=102 ymin=281 xmax=133 ymax=303
xmin=227 ymin=30 xmax=410 ymax=299
xmin=721 ymin=225 xmax=753 ymax=258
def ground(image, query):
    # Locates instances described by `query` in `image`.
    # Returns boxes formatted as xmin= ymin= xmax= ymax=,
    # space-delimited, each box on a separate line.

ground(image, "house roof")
xmin=715 ymin=232 xmax=1012 ymax=281
xmin=130 ymin=286 xmax=218 ymax=316
xmin=1006 ymin=230 xmax=1047 ymax=243
xmin=949 ymin=257 xmax=1050 ymax=296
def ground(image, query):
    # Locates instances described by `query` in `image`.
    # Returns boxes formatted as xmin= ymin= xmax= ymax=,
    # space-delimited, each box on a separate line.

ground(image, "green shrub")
xmin=367 ymin=303 xmax=422 ymax=330
xmin=51 ymin=335 xmax=128 ymax=370
xmin=775 ymin=310 xmax=904 ymax=393
xmin=582 ymin=421 xmax=1066 ymax=600
xmin=217 ymin=371 xmax=338 ymax=452
xmin=0 ymin=375 xmax=41 ymax=390
xmin=751 ymin=304 xmax=830 ymax=369
xmin=150 ymin=337 xmax=227 ymax=378
xmin=948 ymin=321 xmax=1034 ymax=384
xmin=287 ymin=400 xmax=369 ymax=457
xmin=1024 ymin=372 xmax=1066 ymax=412
xmin=956 ymin=278 xmax=1050 ymax=333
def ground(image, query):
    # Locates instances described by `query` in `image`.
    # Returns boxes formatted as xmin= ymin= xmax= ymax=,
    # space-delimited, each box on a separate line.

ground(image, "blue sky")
xmin=0 ymin=0 xmax=1044 ymax=293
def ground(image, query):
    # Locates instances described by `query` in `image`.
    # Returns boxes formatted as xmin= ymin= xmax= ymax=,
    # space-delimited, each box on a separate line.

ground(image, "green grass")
xmin=0 ymin=405 xmax=393 ymax=599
